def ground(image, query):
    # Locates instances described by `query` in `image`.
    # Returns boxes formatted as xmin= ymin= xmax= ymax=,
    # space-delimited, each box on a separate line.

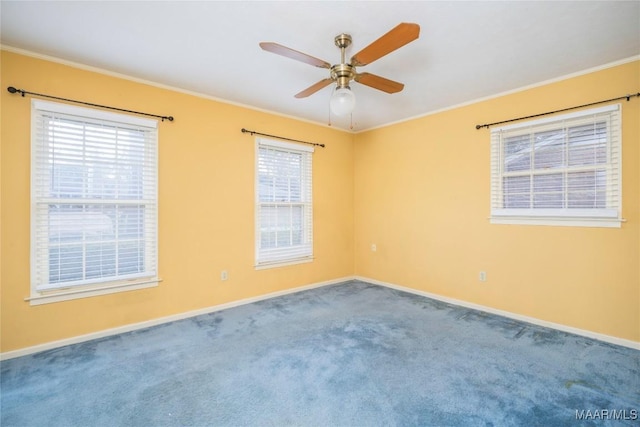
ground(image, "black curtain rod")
xmin=241 ymin=128 xmax=325 ymax=148
xmin=475 ymin=92 xmax=640 ymax=130
xmin=7 ymin=86 xmax=174 ymax=122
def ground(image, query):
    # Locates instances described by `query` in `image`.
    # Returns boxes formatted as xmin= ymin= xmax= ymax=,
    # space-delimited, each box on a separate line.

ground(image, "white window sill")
xmin=26 ymin=278 xmax=161 ymax=306
xmin=255 ymin=257 xmax=314 ymax=270
xmin=490 ymin=216 xmax=623 ymax=228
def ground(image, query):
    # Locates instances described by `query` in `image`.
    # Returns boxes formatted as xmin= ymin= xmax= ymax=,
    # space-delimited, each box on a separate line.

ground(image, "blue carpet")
xmin=2 ymin=280 xmax=639 ymax=426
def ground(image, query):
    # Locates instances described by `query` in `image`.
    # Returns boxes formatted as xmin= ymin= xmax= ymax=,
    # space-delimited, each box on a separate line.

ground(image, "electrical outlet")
xmin=221 ymin=270 xmax=229 ymax=281
xmin=371 ymin=243 xmax=377 ymax=252
xmin=479 ymin=271 xmax=487 ymax=282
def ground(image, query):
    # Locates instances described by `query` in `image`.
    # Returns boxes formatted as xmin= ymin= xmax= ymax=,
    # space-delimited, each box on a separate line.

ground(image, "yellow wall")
xmin=2 ymin=50 xmax=639 ymax=353
xmin=0 ymin=50 xmax=355 ymax=352
xmin=354 ymin=60 xmax=640 ymax=342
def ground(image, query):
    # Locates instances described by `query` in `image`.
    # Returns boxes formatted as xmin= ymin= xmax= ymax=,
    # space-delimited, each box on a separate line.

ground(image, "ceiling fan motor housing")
xmin=331 ymin=63 xmax=355 ymax=89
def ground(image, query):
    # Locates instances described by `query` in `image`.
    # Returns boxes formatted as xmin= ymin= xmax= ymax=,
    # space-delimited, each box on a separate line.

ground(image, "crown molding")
xmin=1 ymin=45 xmax=349 ymax=133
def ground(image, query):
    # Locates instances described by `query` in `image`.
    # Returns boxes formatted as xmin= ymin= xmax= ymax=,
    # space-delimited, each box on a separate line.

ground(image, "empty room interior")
xmin=1 ymin=1 xmax=639 ymax=426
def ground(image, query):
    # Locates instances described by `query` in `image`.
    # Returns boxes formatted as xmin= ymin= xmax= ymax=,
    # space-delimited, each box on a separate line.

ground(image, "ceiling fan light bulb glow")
xmin=330 ymin=87 xmax=356 ymax=116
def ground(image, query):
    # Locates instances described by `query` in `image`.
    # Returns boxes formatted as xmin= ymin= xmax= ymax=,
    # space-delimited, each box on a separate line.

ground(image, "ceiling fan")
xmin=260 ymin=22 xmax=420 ymax=116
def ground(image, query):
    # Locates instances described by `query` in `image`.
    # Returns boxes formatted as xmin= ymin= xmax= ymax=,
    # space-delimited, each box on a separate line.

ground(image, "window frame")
xmin=29 ymin=100 xmax=159 ymax=305
xmin=255 ymin=137 xmax=314 ymax=269
xmin=490 ymin=104 xmax=622 ymax=228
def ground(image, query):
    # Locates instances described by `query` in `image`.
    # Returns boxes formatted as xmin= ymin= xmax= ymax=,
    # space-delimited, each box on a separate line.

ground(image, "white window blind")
xmin=255 ymin=138 xmax=313 ymax=267
xmin=31 ymin=100 xmax=158 ymax=298
xmin=490 ymin=104 xmax=621 ymax=227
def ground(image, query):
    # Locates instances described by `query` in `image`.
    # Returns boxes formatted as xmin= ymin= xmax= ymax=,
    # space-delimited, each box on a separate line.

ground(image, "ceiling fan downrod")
xmin=331 ymin=33 xmax=354 ymax=89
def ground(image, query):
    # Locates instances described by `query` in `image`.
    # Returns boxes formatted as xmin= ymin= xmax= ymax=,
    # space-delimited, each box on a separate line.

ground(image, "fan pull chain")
xmin=327 ymin=89 xmax=333 ymax=127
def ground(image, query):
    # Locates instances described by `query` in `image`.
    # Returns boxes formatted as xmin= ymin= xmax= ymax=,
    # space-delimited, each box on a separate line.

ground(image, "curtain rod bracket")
xmin=7 ymin=86 xmax=174 ymax=122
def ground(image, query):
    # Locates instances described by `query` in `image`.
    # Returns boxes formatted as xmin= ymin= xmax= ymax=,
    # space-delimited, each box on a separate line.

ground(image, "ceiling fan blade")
xmin=350 ymin=23 xmax=420 ymax=67
xmin=260 ymin=42 xmax=331 ymax=69
xmin=295 ymin=78 xmax=334 ymax=98
xmin=354 ymin=73 xmax=404 ymax=94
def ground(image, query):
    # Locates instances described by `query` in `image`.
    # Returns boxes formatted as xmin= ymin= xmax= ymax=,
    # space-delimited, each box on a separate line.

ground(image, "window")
xmin=255 ymin=138 xmax=313 ymax=268
xmin=490 ymin=104 xmax=621 ymax=227
xmin=31 ymin=100 xmax=158 ymax=304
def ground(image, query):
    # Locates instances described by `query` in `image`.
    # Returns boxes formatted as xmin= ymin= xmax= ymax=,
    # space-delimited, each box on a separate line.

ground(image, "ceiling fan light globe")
xmin=330 ymin=87 xmax=356 ymax=116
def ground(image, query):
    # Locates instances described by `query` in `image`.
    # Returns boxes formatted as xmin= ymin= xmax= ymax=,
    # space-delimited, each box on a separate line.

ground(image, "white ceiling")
xmin=1 ymin=1 xmax=639 ymax=132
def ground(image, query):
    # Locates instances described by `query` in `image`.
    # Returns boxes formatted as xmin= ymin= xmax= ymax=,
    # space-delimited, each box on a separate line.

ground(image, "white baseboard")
xmin=3 ymin=275 xmax=637 ymax=360
xmin=0 ymin=276 xmax=355 ymax=360
xmin=356 ymin=276 xmax=640 ymax=351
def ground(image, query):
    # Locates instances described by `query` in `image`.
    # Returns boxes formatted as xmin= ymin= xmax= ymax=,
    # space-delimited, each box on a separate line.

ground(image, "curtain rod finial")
xmin=7 ymin=86 xmax=24 ymax=96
